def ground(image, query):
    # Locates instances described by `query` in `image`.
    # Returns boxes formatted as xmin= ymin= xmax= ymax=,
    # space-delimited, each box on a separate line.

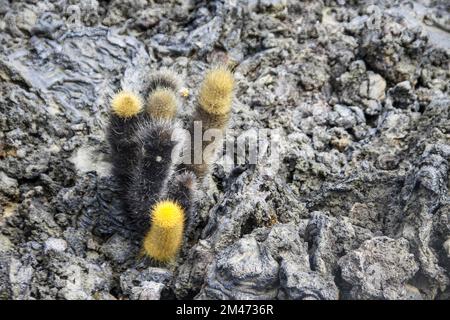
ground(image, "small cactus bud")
xmin=147 ymin=69 xmax=181 ymax=94
xmin=147 ymin=88 xmax=178 ymax=120
xmin=198 ymin=67 xmax=234 ymax=115
xmin=111 ymin=90 xmax=143 ymax=118
xmin=143 ymin=200 xmax=185 ymax=262
xmin=180 ymin=87 xmax=189 ymax=98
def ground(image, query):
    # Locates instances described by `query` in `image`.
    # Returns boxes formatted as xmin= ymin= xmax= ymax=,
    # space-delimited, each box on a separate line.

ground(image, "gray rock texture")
xmin=0 ymin=0 xmax=449 ymax=300
xmin=338 ymin=236 xmax=419 ymax=300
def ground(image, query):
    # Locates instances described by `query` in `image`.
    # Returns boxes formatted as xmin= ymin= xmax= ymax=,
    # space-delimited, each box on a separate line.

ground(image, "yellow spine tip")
xmin=111 ymin=90 xmax=143 ymax=118
xmin=180 ymin=87 xmax=190 ymax=98
xmin=147 ymin=88 xmax=178 ymax=120
xmin=143 ymin=200 xmax=185 ymax=262
xmin=198 ymin=67 xmax=235 ymax=115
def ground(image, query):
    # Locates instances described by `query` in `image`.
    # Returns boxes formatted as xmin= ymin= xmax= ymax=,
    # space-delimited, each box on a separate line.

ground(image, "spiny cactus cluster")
xmin=107 ymin=67 xmax=235 ymax=263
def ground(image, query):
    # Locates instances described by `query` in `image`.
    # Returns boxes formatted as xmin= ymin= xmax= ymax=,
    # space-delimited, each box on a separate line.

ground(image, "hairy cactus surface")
xmin=181 ymin=67 xmax=235 ymax=178
xmin=146 ymin=69 xmax=181 ymax=94
xmin=143 ymin=200 xmax=185 ymax=262
xmin=147 ymin=88 xmax=178 ymax=120
xmin=106 ymin=66 xmax=235 ymax=262
xmin=111 ymin=91 xmax=143 ymax=118
xmin=198 ymin=67 xmax=234 ymax=115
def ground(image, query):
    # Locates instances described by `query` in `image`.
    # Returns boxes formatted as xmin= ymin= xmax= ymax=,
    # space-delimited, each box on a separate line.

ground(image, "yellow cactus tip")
xmin=198 ymin=66 xmax=235 ymax=115
xmin=111 ymin=90 xmax=143 ymax=118
xmin=147 ymin=88 xmax=178 ymax=120
xmin=143 ymin=200 xmax=185 ymax=262
xmin=151 ymin=200 xmax=184 ymax=229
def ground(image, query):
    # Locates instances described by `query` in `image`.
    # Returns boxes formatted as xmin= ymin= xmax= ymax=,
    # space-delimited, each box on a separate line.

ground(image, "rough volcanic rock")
xmin=338 ymin=236 xmax=419 ymax=300
xmin=0 ymin=0 xmax=449 ymax=300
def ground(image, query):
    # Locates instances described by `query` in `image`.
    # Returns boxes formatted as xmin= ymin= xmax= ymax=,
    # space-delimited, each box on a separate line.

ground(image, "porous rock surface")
xmin=0 ymin=0 xmax=449 ymax=300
